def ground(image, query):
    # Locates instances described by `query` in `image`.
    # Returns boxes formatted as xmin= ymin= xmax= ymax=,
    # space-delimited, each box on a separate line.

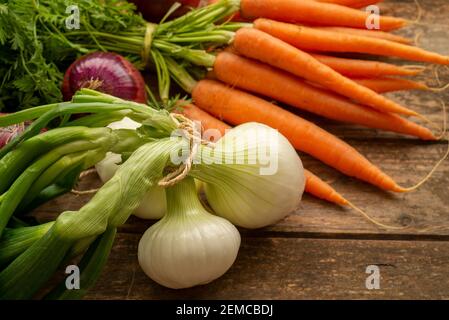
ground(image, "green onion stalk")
xmin=0 ymin=90 xmax=182 ymax=235
xmin=0 ymin=0 xmax=243 ymax=109
xmin=45 ymin=226 xmax=117 ymax=300
xmin=0 ymin=138 xmax=185 ymax=299
xmin=0 ymin=89 xmax=178 ymax=159
xmin=0 ymin=222 xmax=53 ymax=267
xmin=15 ymin=160 xmax=90 ymax=215
xmin=0 ymin=89 xmax=200 ymax=299
xmin=0 ymin=133 xmax=125 ymax=235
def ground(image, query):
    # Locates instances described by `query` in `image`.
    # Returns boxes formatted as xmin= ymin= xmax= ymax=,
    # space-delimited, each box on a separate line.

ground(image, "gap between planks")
xmin=117 ymin=226 xmax=449 ymax=242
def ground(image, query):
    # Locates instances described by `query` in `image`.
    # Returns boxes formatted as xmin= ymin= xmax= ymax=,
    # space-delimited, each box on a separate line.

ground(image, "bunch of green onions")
xmin=0 ymin=89 xmax=188 ymax=299
xmin=0 ymin=139 xmax=183 ymax=299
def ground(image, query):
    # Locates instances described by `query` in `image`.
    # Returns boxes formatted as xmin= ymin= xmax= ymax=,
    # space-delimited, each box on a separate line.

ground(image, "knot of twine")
xmin=142 ymin=23 xmax=158 ymax=67
xmin=158 ymin=113 xmax=215 ymax=188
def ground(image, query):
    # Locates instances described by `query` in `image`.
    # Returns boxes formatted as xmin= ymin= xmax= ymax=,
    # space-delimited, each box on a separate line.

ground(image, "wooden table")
xmin=36 ymin=0 xmax=449 ymax=299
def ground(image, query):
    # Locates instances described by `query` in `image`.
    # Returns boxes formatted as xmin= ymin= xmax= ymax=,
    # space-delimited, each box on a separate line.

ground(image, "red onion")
xmin=0 ymin=114 xmax=48 ymax=150
xmin=129 ymin=0 xmax=202 ymax=22
xmin=0 ymin=114 xmax=28 ymax=150
xmin=62 ymin=52 xmax=147 ymax=103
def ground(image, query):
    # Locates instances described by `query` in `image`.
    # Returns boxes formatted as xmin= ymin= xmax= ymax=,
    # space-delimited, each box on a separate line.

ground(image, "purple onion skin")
xmin=62 ymin=52 xmax=147 ymax=103
xmin=0 ymin=114 xmax=47 ymax=150
xmin=0 ymin=115 xmax=27 ymax=150
xmin=129 ymin=0 xmax=199 ymax=22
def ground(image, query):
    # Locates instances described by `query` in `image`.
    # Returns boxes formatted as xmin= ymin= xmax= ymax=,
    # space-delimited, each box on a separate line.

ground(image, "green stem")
xmin=0 ymin=127 xmax=111 ymax=193
xmin=0 ymin=139 xmax=113 ymax=236
xmin=0 ymin=92 xmax=175 ymax=159
xmin=153 ymin=40 xmax=217 ymax=67
xmin=16 ymin=164 xmax=85 ymax=215
xmin=65 ymin=110 xmax=137 ymax=127
xmin=0 ymin=222 xmax=54 ymax=267
xmin=159 ymin=30 xmax=234 ymax=44
xmin=0 ymin=136 xmax=184 ymax=299
xmin=220 ymin=22 xmax=253 ymax=31
xmin=166 ymin=58 xmax=199 ymax=94
xmin=67 ymin=236 xmax=97 ymax=261
xmin=19 ymin=149 xmax=105 ymax=210
xmin=0 ymin=225 xmax=73 ymax=300
xmin=165 ymin=177 xmax=204 ymax=219
xmin=0 ymin=103 xmax=122 ymax=158
xmin=156 ymin=0 xmax=240 ymax=35
xmin=13 ymin=128 xmax=151 ymax=216
xmin=45 ymin=227 xmax=117 ymax=300
xmin=151 ymin=49 xmax=171 ymax=102
xmin=0 ymin=103 xmax=59 ymax=127
xmin=109 ymin=129 xmax=151 ymax=154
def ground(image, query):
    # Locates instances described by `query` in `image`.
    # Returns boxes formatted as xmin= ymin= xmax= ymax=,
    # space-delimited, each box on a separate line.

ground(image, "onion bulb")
xmin=95 ymin=117 xmax=166 ymax=219
xmin=192 ymin=122 xmax=305 ymax=229
xmin=62 ymin=52 xmax=147 ymax=103
xmin=129 ymin=0 xmax=201 ymax=22
xmin=0 ymin=115 xmax=27 ymax=150
xmin=0 ymin=114 xmax=45 ymax=150
xmin=138 ymin=177 xmax=240 ymax=289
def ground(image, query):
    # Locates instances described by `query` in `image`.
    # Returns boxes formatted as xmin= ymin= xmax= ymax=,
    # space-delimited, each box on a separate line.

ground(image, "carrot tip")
xmin=406 ymin=110 xmax=420 ymax=117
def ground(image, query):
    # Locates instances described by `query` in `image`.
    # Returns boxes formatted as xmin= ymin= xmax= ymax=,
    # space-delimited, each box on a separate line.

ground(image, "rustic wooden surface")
xmin=34 ymin=0 xmax=449 ymax=299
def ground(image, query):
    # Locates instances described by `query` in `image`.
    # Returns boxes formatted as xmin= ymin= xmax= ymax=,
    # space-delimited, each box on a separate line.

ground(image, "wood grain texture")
xmin=30 ymin=0 xmax=449 ymax=299
xmin=84 ymin=234 xmax=449 ymax=300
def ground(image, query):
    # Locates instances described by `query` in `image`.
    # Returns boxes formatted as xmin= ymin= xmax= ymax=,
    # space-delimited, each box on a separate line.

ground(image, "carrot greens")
xmin=0 ymin=0 xmax=241 ymax=110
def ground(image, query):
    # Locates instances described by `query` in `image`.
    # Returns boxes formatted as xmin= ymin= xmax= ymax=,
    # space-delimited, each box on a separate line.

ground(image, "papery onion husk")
xmin=192 ymin=122 xmax=305 ymax=229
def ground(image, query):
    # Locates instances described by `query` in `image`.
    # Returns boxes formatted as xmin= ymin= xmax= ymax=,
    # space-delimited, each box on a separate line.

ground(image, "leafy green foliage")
xmin=0 ymin=0 xmax=239 ymax=111
xmin=0 ymin=0 xmax=144 ymax=111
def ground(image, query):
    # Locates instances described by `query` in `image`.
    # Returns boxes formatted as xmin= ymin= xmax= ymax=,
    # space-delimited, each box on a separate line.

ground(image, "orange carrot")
xmin=304 ymin=169 xmax=348 ymax=205
xmin=239 ymin=0 xmax=405 ymax=31
xmin=254 ymin=19 xmax=449 ymax=65
xmin=305 ymin=169 xmax=416 ymax=230
xmin=213 ymin=52 xmax=435 ymax=140
xmin=192 ymin=79 xmax=405 ymax=192
xmin=316 ymin=0 xmax=383 ymax=8
xmin=352 ymin=77 xmax=429 ymax=93
xmin=176 ymin=103 xmax=231 ymax=137
xmin=309 ymin=53 xmax=424 ymax=77
xmin=313 ymin=26 xmax=412 ymax=44
xmin=233 ymin=27 xmax=417 ymax=116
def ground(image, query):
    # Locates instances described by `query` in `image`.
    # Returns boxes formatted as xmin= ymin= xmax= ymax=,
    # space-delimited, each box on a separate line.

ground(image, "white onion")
xmin=193 ymin=122 xmax=305 ymax=229
xmin=138 ymin=177 xmax=240 ymax=289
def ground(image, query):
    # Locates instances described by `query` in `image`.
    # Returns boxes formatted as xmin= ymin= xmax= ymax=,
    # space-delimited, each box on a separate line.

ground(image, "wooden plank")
xmin=84 ymin=234 xmax=449 ymax=300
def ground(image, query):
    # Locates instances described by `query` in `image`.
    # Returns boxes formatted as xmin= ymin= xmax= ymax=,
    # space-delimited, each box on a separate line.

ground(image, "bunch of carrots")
xmin=167 ymin=0 xmax=449 ymax=225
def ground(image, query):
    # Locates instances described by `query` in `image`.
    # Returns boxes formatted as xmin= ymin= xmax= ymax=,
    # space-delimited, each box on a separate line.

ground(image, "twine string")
xmin=158 ymin=113 xmax=215 ymax=188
